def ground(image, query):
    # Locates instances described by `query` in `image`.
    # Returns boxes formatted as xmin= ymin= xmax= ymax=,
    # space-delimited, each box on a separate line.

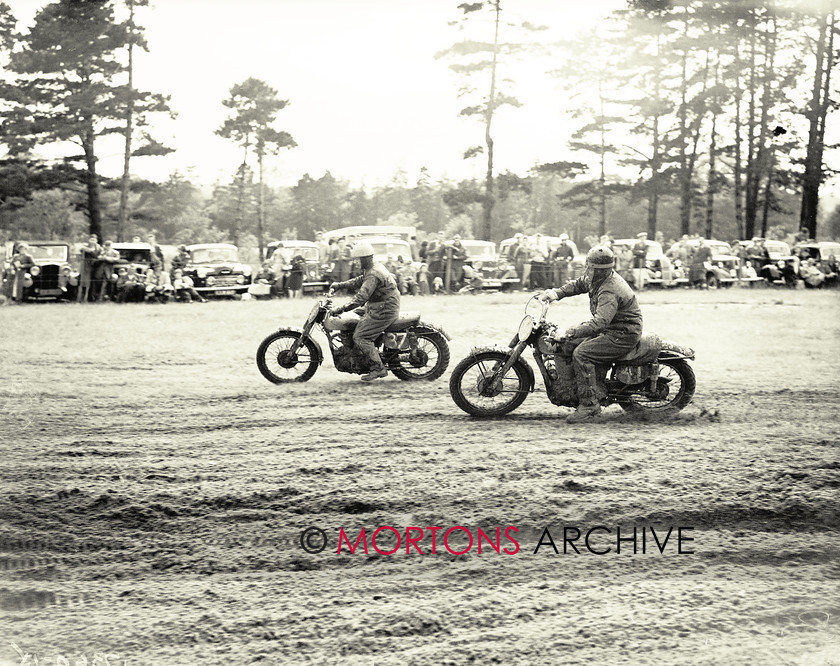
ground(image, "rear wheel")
xmin=256 ymin=331 xmax=319 ymax=383
xmin=616 ymin=358 xmax=695 ymax=413
xmin=449 ymin=351 xmax=530 ymax=417
xmin=389 ymin=330 xmax=450 ymax=381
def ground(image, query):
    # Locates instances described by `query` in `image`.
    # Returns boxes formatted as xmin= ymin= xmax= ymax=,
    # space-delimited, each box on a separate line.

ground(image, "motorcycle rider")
xmin=329 ymin=241 xmax=401 ymax=381
xmin=540 ymin=245 xmax=643 ymax=423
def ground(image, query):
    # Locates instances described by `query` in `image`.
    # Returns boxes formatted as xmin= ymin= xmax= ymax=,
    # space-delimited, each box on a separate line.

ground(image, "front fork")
xmin=487 ymin=339 xmax=529 ymax=392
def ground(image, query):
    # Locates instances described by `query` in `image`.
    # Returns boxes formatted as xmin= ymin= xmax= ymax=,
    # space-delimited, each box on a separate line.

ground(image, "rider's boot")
xmin=361 ymin=366 xmax=388 ymax=381
xmin=567 ymin=367 xmax=602 ymax=423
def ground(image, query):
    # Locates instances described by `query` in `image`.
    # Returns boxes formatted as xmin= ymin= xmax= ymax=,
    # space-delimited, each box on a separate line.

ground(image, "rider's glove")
xmin=329 ymin=306 xmax=345 ymax=317
xmin=553 ymin=327 xmax=575 ymax=341
xmin=541 ymin=289 xmax=559 ymax=303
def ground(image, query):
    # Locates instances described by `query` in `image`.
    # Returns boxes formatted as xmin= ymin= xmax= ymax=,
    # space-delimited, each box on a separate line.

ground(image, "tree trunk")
xmin=481 ymin=0 xmax=501 ymax=242
xmin=744 ymin=8 xmax=758 ymax=240
xmin=733 ymin=35 xmax=744 ymax=239
xmin=257 ymin=148 xmax=265 ymax=262
xmin=118 ymin=0 xmax=135 ymax=243
xmin=800 ymin=9 xmax=835 ymax=238
xmin=82 ymin=130 xmax=104 ymax=242
xmin=647 ymin=25 xmax=663 ymax=238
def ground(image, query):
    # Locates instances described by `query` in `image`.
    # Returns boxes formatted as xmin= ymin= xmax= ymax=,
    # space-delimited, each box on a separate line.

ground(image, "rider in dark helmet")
xmin=541 ymin=245 xmax=643 ymax=423
xmin=329 ymin=241 xmax=401 ymax=381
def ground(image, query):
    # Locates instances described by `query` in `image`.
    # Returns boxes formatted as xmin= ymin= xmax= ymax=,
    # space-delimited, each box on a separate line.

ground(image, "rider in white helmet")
xmin=329 ymin=241 xmax=401 ymax=381
xmin=541 ymin=244 xmax=643 ymax=423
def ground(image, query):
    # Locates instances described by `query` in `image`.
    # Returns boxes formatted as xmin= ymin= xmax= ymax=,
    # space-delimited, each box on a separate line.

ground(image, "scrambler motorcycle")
xmin=256 ymin=290 xmax=451 ymax=383
xmin=449 ymin=296 xmax=696 ymax=417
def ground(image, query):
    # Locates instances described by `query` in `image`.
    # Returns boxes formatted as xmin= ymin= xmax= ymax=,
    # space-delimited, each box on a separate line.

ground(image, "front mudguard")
xmin=468 ymin=345 xmax=536 ymax=392
xmin=276 ymin=326 xmax=325 ymax=366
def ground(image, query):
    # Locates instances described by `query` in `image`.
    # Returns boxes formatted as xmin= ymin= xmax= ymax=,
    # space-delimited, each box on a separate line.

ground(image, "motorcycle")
xmin=256 ymin=290 xmax=451 ymax=383
xmin=449 ymin=296 xmax=696 ymax=417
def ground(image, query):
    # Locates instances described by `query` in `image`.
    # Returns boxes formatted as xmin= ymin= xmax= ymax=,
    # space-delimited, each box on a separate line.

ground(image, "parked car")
xmin=112 ymin=242 xmax=153 ymax=275
xmin=737 ymin=239 xmax=799 ymax=285
xmin=792 ymin=241 xmax=840 ymax=266
xmin=365 ymin=236 xmax=414 ymax=265
xmin=8 ymin=241 xmax=78 ymax=301
xmin=184 ymin=243 xmax=252 ymax=297
xmin=611 ymin=239 xmax=675 ymax=287
xmin=264 ymin=240 xmax=329 ymax=294
xmin=683 ymin=239 xmax=740 ymax=288
xmin=459 ymin=239 xmax=511 ymax=290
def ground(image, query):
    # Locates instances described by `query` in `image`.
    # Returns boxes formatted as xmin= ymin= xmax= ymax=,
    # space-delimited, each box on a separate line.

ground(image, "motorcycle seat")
xmin=617 ymin=332 xmax=662 ymax=364
xmin=386 ymin=312 xmax=421 ymax=331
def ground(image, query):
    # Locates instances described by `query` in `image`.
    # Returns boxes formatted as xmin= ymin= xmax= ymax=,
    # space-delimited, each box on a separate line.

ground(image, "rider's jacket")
xmin=339 ymin=263 xmax=400 ymax=314
xmin=554 ymin=270 xmax=642 ymax=341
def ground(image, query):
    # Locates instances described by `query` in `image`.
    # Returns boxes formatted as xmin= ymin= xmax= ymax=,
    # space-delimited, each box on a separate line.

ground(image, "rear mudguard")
xmin=658 ymin=340 xmax=696 ymax=361
xmin=469 ymin=345 xmax=536 ymax=392
xmin=415 ymin=321 xmax=452 ymax=341
xmin=277 ymin=326 xmax=325 ymax=366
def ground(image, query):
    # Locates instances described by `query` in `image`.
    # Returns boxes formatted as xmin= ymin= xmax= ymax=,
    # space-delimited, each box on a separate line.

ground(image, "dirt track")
xmin=1 ymin=288 xmax=839 ymax=665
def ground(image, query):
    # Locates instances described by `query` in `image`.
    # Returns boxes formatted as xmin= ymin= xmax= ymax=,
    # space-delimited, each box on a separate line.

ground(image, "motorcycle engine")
xmin=333 ymin=346 xmax=356 ymax=373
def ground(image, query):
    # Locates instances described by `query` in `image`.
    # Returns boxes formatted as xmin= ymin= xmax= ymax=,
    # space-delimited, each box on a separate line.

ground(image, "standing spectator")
xmin=426 ymin=232 xmax=446 ymax=286
xmin=77 ymin=235 xmax=101 ymax=303
xmin=530 ymin=234 xmax=548 ymax=289
xmin=514 ymin=237 xmax=533 ymax=290
xmin=745 ymin=237 xmax=770 ymax=273
xmin=95 ymin=240 xmax=121 ymax=301
xmin=632 ymin=232 xmax=649 ymax=291
xmin=418 ymin=240 xmax=428 ymax=264
xmin=614 ymin=244 xmax=633 ymax=283
xmin=551 ymin=234 xmax=575 ymax=287
xmin=689 ymin=238 xmax=712 ymax=288
xmin=418 ymin=263 xmax=430 ymax=295
xmin=170 ymin=245 xmax=191 ymax=275
xmin=449 ymin=235 xmax=467 ymax=290
xmin=315 ymin=232 xmax=329 ymax=262
xmin=510 ymin=234 xmax=528 ymax=287
xmin=793 ymin=227 xmax=810 ymax=244
xmin=286 ymin=254 xmax=306 ymax=299
xmin=146 ymin=233 xmax=165 ymax=270
xmin=11 ymin=242 xmax=35 ymax=302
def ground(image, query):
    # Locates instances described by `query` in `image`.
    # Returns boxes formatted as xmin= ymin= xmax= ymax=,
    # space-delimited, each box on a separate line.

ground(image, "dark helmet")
xmin=586 ymin=245 xmax=615 ymax=268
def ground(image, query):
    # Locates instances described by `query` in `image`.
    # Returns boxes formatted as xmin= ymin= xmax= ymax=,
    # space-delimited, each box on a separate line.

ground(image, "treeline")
xmin=0 ymin=0 xmax=839 ymax=251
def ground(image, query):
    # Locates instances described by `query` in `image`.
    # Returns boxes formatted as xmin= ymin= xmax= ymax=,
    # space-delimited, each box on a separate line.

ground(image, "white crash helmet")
xmin=350 ymin=241 xmax=375 ymax=258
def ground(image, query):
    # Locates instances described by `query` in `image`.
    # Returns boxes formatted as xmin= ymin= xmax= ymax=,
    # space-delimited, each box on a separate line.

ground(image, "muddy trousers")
xmin=570 ymin=333 xmax=640 ymax=406
xmin=353 ymin=307 xmax=399 ymax=372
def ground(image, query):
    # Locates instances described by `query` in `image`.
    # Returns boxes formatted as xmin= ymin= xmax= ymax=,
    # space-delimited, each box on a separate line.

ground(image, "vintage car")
xmin=611 ymin=239 xmax=675 ymax=287
xmin=263 ymin=240 xmax=329 ymax=294
xmin=458 ymin=239 xmax=510 ymax=290
xmin=112 ymin=242 xmax=154 ymax=274
xmin=737 ymin=239 xmax=799 ymax=285
xmin=184 ymin=243 xmax=252 ymax=297
xmin=680 ymin=239 xmax=740 ymax=288
xmin=793 ymin=241 xmax=840 ymax=265
xmin=6 ymin=241 xmax=78 ymax=301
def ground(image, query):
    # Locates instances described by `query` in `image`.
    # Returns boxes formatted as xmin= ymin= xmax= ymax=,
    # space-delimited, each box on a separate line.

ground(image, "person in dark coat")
xmin=541 ymin=245 xmax=643 ymax=423
xmin=689 ymin=238 xmax=712 ymax=288
xmin=286 ymin=254 xmax=306 ymax=299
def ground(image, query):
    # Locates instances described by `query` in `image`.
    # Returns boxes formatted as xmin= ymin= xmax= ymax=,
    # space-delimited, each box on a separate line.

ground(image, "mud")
xmin=1 ymin=289 xmax=839 ymax=664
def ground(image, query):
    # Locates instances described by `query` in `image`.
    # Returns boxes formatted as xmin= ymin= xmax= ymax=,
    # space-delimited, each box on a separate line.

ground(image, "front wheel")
xmin=449 ymin=351 xmax=530 ymax=417
xmin=616 ymin=358 xmax=695 ymax=413
xmin=256 ymin=331 xmax=319 ymax=383
xmin=389 ymin=330 xmax=450 ymax=381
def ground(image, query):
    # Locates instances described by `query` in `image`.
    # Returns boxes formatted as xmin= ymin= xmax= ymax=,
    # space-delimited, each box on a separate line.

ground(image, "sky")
xmin=5 ymin=0 xmax=840 ymax=209
xmin=6 ymin=0 xmax=627 ymax=189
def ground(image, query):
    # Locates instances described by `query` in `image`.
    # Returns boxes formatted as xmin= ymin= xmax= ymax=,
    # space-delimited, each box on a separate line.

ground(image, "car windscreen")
xmin=117 ymin=249 xmax=151 ymax=263
xmin=371 ymin=242 xmax=411 ymax=261
xmin=286 ymin=246 xmax=319 ymax=261
xmin=463 ymin=244 xmax=496 ymax=260
xmin=28 ymin=245 xmax=69 ymax=262
xmin=708 ymin=243 xmax=733 ymax=257
xmin=191 ymin=247 xmax=239 ymax=263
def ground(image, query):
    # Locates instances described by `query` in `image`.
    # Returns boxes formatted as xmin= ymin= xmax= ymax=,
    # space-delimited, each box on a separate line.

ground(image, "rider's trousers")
xmin=570 ymin=333 xmax=639 ymax=405
xmin=353 ymin=302 xmax=399 ymax=371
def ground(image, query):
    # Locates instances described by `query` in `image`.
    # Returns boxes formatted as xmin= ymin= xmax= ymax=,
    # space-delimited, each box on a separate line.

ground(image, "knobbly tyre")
xmin=256 ymin=289 xmax=451 ymax=382
xmin=449 ymin=296 xmax=696 ymax=417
